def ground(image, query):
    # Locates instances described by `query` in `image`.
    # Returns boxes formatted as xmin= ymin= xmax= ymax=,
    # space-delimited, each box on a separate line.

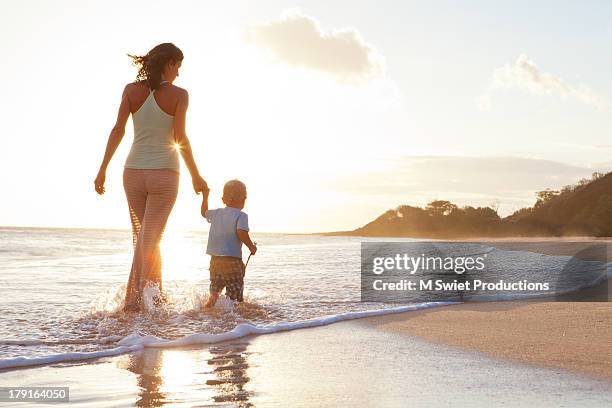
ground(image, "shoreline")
xmin=2 ymin=232 xmax=611 ymax=404
xmin=3 ymin=238 xmax=610 ymax=373
xmin=360 ymin=239 xmax=612 ymax=383
xmin=359 ymin=301 xmax=612 ymax=383
xmin=1 ymin=317 xmax=610 ymax=407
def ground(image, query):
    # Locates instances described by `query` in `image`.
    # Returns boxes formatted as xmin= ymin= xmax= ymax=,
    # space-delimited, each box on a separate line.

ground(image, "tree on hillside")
xmin=588 ymin=194 xmax=612 ymax=236
xmin=352 ymin=171 xmax=612 ymax=238
xmin=426 ymin=200 xmax=457 ymax=217
xmin=535 ymin=189 xmax=559 ymax=208
xmin=489 ymin=199 xmax=501 ymax=216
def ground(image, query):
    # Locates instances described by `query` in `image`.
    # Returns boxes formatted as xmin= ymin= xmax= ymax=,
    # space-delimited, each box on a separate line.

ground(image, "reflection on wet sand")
xmin=117 ymin=341 xmax=253 ymax=407
xmin=207 ymin=343 xmax=253 ymax=406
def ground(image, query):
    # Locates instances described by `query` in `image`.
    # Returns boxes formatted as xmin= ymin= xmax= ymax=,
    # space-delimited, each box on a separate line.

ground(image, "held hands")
xmin=192 ymin=174 xmax=209 ymax=195
xmin=94 ymin=170 xmax=106 ymax=195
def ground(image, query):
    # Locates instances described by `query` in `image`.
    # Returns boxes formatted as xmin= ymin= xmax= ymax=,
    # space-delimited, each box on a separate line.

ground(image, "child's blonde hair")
xmin=222 ymin=179 xmax=247 ymax=202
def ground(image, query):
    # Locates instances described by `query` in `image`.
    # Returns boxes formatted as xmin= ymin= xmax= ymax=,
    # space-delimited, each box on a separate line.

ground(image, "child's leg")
xmin=206 ymin=266 xmax=225 ymax=308
xmin=225 ymin=275 xmax=244 ymax=302
xmin=225 ymin=259 xmax=245 ymax=302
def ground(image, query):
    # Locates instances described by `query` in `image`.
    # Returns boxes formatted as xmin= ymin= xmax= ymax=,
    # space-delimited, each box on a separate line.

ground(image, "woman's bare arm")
xmin=94 ymin=85 xmax=131 ymax=195
xmin=174 ymin=90 xmax=207 ymax=194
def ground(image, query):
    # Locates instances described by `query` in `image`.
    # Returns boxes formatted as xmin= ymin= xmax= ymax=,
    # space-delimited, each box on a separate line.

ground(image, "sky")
xmin=1 ymin=0 xmax=611 ymax=232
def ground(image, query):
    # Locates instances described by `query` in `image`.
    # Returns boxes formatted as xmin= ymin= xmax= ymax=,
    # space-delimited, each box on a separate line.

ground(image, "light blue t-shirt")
xmin=205 ymin=207 xmax=249 ymax=258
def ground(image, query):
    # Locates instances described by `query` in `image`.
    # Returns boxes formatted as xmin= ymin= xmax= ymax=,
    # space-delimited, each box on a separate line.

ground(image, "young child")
xmin=201 ymin=179 xmax=256 ymax=308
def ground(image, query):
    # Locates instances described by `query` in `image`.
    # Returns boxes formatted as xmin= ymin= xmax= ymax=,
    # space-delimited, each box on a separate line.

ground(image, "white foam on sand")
xmin=0 ymin=302 xmax=453 ymax=370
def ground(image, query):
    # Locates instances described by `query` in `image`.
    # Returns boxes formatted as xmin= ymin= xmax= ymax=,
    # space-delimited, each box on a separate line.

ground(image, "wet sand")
xmin=1 ymin=318 xmax=611 ymax=407
xmin=362 ymin=239 xmax=612 ymax=383
xmin=361 ymin=302 xmax=612 ymax=383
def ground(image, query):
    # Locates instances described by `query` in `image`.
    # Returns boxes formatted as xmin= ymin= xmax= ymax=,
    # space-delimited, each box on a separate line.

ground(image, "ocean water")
xmin=0 ymin=227 xmax=608 ymax=370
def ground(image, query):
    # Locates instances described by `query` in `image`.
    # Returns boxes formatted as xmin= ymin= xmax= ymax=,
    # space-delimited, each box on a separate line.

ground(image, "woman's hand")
xmin=192 ymin=174 xmax=208 ymax=195
xmin=94 ymin=169 xmax=106 ymax=195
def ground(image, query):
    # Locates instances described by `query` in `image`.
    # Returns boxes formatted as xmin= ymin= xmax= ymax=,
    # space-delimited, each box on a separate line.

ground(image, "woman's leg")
xmin=139 ymin=170 xmax=179 ymax=294
xmin=123 ymin=169 xmax=148 ymax=311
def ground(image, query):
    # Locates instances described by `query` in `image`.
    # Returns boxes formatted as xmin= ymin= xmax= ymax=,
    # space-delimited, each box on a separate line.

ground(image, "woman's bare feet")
xmin=123 ymin=303 xmax=140 ymax=313
xmin=204 ymin=292 xmax=219 ymax=308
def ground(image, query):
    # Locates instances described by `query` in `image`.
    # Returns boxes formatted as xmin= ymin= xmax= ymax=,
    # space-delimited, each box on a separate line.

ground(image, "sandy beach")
xmin=1 ymin=317 xmax=611 ymax=407
xmin=361 ymin=239 xmax=612 ymax=383
xmin=361 ymin=301 xmax=612 ymax=382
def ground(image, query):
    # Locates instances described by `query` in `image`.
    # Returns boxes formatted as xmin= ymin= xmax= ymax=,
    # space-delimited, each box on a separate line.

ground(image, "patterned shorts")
xmin=209 ymin=256 xmax=245 ymax=302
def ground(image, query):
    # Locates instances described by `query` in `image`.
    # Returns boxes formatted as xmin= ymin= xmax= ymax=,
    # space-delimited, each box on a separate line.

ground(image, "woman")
xmin=94 ymin=43 xmax=207 ymax=311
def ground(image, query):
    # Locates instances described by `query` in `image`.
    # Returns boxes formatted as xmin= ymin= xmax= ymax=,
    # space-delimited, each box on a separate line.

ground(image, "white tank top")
xmin=125 ymin=85 xmax=179 ymax=172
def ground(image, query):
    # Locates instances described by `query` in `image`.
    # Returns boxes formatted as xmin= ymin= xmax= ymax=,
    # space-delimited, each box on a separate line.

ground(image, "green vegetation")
xmin=347 ymin=172 xmax=612 ymax=238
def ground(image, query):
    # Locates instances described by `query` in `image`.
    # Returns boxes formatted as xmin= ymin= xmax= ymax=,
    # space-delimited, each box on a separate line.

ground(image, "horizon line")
xmin=0 ymin=225 xmax=339 ymax=235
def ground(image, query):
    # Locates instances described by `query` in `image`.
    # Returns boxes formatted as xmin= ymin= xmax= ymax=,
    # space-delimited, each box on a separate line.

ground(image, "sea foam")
xmin=0 ymin=302 xmax=452 ymax=370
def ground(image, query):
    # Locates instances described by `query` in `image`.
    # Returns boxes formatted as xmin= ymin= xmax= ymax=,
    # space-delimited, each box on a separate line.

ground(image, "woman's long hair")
xmin=128 ymin=43 xmax=183 ymax=90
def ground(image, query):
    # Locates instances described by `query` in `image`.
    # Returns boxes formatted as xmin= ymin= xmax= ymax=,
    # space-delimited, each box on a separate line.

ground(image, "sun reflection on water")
xmin=119 ymin=342 xmax=253 ymax=407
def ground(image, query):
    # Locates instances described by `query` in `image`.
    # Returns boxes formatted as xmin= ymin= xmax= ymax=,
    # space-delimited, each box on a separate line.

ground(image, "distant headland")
xmin=328 ymin=172 xmax=612 ymax=238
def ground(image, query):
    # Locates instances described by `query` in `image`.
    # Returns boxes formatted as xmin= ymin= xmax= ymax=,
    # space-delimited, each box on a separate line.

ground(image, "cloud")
xmin=493 ymin=54 xmax=570 ymax=95
xmin=480 ymin=54 xmax=607 ymax=110
xmin=245 ymin=8 xmax=384 ymax=81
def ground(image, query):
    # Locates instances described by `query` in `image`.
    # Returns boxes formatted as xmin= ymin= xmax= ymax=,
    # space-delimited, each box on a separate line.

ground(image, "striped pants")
xmin=123 ymin=168 xmax=179 ymax=311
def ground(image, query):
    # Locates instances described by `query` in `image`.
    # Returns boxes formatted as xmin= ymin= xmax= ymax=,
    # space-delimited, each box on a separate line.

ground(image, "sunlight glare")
xmin=159 ymin=350 xmax=202 ymax=390
xmin=160 ymin=230 xmax=207 ymax=281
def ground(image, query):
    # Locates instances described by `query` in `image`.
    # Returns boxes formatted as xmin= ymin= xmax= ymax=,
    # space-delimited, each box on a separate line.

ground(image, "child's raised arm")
xmin=200 ymin=188 xmax=210 ymax=218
